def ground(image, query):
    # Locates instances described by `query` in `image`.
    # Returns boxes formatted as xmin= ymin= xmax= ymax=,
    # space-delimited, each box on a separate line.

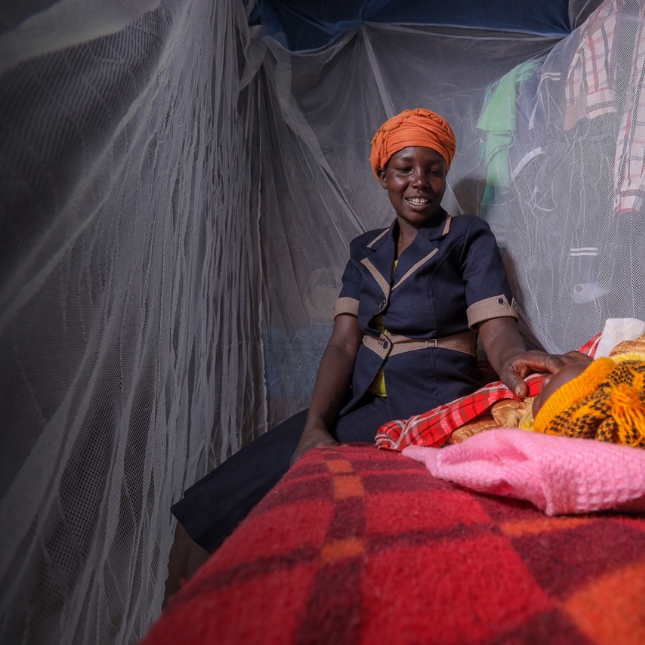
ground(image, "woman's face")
xmin=378 ymin=146 xmax=446 ymax=229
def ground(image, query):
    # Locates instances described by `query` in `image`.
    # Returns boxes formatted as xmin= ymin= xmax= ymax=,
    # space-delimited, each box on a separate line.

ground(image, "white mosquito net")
xmin=1 ymin=0 xmax=643 ymax=642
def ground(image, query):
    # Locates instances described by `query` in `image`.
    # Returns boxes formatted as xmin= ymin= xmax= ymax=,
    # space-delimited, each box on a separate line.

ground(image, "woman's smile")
xmin=405 ymin=197 xmax=430 ymax=206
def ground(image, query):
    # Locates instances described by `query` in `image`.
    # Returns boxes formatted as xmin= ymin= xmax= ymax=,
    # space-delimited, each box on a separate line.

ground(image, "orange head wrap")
xmin=369 ymin=108 xmax=456 ymax=178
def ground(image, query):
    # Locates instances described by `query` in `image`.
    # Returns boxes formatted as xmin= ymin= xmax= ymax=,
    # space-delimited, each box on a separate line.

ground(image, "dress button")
xmin=380 ymin=300 xmax=386 ymax=309
xmin=382 ymin=341 xmax=389 ymax=350
xmin=497 ymin=297 xmax=505 ymax=305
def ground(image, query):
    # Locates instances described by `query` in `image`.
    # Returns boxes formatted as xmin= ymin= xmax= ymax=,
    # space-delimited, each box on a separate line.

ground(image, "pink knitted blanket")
xmin=403 ymin=429 xmax=645 ymax=515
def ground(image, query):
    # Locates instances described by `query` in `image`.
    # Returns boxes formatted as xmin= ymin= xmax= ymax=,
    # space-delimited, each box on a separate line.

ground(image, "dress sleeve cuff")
xmin=334 ymin=297 xmax=359 ymax=318
xmin=466 ymin=295 xmax=518 ymax=330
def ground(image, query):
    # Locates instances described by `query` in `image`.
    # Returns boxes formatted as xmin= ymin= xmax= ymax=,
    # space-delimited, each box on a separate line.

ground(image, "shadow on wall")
xmin=453 ymin=177 xmax=488 ymax=217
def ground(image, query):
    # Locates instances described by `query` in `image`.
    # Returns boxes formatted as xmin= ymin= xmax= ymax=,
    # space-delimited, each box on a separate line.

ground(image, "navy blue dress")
xmin=172 ymin=208 xmax=518 ymax=551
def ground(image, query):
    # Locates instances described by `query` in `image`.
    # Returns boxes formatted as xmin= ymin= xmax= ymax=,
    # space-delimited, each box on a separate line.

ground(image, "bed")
xmin=143 ymin=443 xmax=645 ymax=645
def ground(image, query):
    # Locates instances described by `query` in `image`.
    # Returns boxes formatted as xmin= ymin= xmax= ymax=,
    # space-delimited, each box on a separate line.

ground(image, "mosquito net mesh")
xmin=1 ymin=0 xmax=643 ymax=642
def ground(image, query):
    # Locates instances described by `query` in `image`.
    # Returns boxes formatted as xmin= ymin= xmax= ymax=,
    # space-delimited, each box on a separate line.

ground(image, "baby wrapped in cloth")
xmin=403 ymin=335 xmax=645 ymax=514
xmin=446 ymin=334 xmax=645 ymax=446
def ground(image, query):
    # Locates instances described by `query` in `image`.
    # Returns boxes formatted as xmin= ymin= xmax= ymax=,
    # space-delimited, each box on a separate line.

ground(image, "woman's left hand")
xmin=478 ymin=317 xmax=593 ymax=399
xmin=500 ymin=350 xmax=592 ymax=398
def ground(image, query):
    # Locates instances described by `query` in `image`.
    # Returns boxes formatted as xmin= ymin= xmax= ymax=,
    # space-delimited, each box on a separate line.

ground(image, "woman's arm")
xmin=290 ymin=314 xmax=364 ymax=466
xmin=478 ymin=317 xmax=591 ymax=398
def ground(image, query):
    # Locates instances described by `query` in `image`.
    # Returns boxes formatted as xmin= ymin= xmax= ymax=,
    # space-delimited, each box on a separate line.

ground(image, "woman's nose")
xmin=410 ymin=169 xmax=428 ymax=187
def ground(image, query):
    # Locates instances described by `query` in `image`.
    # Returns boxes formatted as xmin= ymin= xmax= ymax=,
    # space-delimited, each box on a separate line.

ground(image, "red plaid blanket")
xmin=375 ymin=333 xmax=601 ymax=451
xmin=144 ymin=444 xmax=645 ymax=645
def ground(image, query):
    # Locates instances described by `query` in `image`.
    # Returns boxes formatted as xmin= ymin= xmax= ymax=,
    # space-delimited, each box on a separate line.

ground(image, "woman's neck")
xmin=396 ymin=219 xmax=419 ymax=257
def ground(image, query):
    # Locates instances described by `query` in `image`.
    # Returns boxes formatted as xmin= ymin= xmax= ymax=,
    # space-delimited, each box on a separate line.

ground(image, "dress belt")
xmin=362 ymin=330 xmax=477 ymax=360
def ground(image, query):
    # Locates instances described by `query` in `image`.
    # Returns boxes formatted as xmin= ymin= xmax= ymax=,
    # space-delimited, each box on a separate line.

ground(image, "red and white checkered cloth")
xmin=375 ymin=333 xmax=601 ymax=452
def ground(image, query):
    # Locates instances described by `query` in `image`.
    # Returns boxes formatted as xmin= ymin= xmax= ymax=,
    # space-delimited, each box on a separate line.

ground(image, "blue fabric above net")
xmin=249 ymin=0 xmax=573 ymax=51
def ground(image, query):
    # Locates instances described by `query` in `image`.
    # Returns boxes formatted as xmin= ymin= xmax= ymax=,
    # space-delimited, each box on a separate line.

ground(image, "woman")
xmin=170 ymin=108 xmax=576 ymax=559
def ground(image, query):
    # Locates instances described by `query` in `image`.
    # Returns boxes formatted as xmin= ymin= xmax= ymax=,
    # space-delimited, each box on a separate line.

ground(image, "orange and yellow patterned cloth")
xmin=534 ymin=335 xmax=645 ymax=447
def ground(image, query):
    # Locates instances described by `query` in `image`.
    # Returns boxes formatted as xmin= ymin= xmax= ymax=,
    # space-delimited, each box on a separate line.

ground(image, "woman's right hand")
xmin=290 ymin=313 xmax=363 ymax=467
xmin=290 ymin=420 xmax=339 ymax=467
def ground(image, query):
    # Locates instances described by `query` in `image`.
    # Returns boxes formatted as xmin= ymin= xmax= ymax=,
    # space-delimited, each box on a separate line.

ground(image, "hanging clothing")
xmin=563 ymin=0 xmax=645 ymax=215
xmin=477 ymin=60 xmax=541 ymax=193
xmin=563 ymin=0 xmax=619 ymax=130
xmin=614 ymin=11 xmax=645 ymax=214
